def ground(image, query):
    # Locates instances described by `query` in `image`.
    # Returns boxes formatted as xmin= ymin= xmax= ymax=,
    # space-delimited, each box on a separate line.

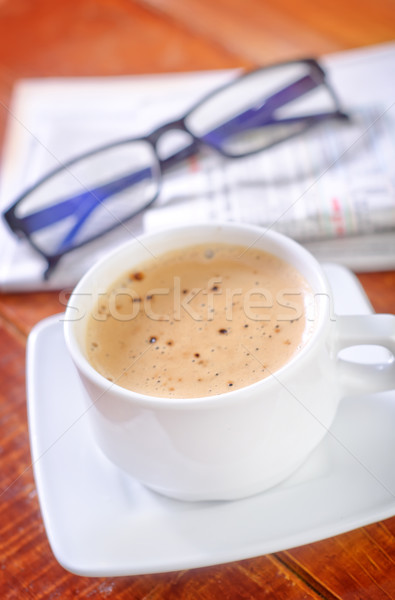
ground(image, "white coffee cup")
xmin=64 ymin=223 xmax=395 ymax=501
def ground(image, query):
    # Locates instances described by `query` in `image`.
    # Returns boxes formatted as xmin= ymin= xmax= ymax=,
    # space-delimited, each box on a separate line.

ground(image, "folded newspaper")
xmin=0 ymin=43 xmax=394 ymax=291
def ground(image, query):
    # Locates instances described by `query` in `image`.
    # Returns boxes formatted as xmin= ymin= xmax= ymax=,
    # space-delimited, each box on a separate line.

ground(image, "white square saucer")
xmin=26 ymin=264 xmax=395 ymax=576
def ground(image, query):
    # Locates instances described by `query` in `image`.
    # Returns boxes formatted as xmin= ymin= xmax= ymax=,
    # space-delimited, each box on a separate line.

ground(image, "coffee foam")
xmin=86 ymin=243 xmax=313 ymax=398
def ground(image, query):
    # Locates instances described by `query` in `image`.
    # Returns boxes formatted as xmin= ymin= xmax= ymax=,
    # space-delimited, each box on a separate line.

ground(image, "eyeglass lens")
xmin=12 ymin=140 xmax=160 ymax=255
xmin=186 ymin=62 xmax=337 ymax=155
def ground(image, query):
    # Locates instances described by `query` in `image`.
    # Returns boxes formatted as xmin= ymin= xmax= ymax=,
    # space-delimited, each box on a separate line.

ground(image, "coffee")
xmin=86 ymin=243 xmax=313 ymax=398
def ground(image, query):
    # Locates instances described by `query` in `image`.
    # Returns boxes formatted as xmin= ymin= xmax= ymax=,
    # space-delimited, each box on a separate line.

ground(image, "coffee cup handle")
xmin=333 ymin=314 xmax=395 ymax=395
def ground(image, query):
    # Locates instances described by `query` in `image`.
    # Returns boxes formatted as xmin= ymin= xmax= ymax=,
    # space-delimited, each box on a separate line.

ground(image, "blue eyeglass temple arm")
xmin=55 ymin=142 xmax=200 ymax=253
xmin=52 ymin=167 xmax=154 ymax=253
xmin=7 ymin=68 xmax=346 ymax=252
xmin=15 ymin=167 xmax=152 ymax=235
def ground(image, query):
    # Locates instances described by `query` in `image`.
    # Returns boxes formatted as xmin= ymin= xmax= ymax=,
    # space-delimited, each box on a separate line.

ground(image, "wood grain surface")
xmin=0 ymin=1 xmax=395 ymax=598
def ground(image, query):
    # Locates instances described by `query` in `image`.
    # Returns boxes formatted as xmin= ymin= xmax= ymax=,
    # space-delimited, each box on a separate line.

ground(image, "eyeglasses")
xmin=3 ymin=58 xmax=348 ymax=278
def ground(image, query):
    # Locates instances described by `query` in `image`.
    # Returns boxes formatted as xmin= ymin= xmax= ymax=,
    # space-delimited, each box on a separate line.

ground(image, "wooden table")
xmin=1 ymin=1 xmax=395 ymax=597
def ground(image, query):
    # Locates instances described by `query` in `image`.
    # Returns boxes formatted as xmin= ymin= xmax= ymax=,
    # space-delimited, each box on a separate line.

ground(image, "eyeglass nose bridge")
xmin=147 ymin=117 xmax=202 ymax=168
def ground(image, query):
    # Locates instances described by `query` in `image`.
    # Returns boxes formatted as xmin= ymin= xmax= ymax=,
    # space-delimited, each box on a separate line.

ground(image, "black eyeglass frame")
xmin=3 ymin=58 xmax=349 ymax=279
